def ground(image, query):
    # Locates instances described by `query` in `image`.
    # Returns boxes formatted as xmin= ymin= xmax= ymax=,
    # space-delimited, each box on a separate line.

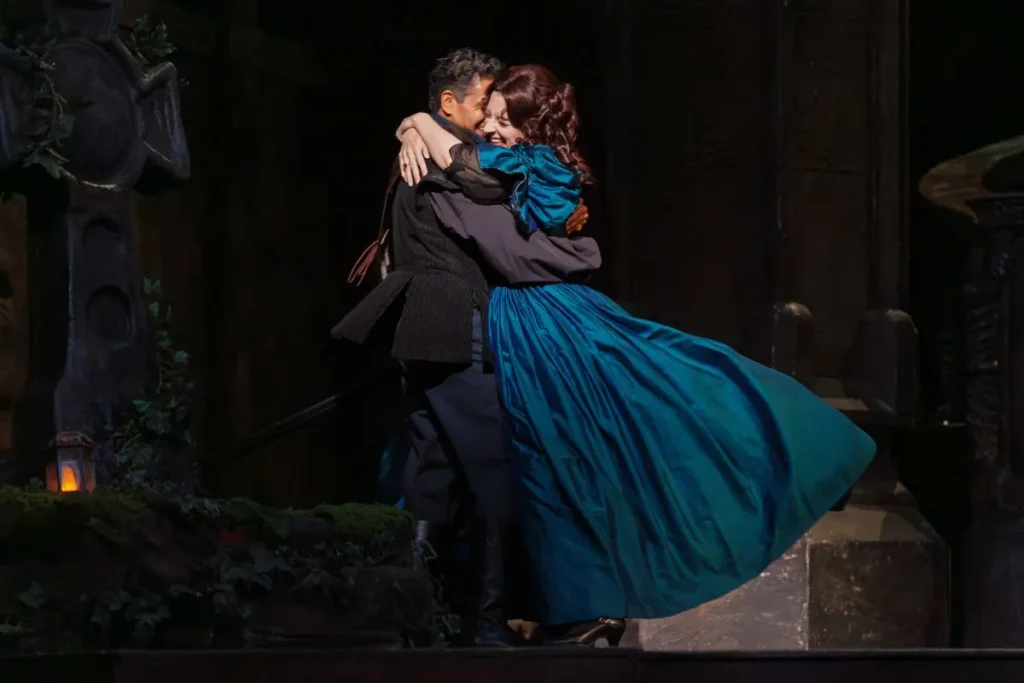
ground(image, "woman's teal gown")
xmin=395 ymin=143 xmax=876 ymax=627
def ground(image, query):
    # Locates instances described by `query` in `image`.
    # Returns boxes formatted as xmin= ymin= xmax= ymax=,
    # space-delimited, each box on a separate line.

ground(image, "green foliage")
xmin=0 ymin=581 xmax=43 ymax=644
xmin=83 ymin=541 xmax=353 ymax=648
xmin=90 ymin=588 xmax=171 ymax=646
xmin=121 ymin=15 xmax=177 ymax=66
xmin=411 ymin=539 xmax=463 ymax=644
xmin=184 ymin=498 xmax=413 ymax=559
xmin=110 ymin=278 xmax=195 ymax=498
xmin=310 ymin=502 xmax=414 ymax=547
xmin=1 ymin=24 xmax=75 ymax=180
xmin=0 ymin=487 xmax=146 ymax=556
xmin=15 ymin=581 xmax=44 ymax=610
xmin=0 ymin=484 xmax=420 ymax=650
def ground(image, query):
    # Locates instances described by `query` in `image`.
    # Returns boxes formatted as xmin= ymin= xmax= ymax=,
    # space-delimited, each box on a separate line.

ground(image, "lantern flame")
xmin=60 ymin=464 xmax=80 ymax=492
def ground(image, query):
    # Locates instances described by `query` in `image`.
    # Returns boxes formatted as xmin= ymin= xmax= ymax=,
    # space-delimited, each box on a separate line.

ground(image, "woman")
xmin=396 ymin=64 xmax=875 ymax=646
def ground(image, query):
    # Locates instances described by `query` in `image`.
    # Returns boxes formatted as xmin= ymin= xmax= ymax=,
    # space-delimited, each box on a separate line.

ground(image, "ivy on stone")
xmin=0 ymin=12 xmax=179 ymax=181
xmin=110 ymin=277 xmax=196 ymax=498
xmin=121 ymin=15 xmax=177 ymax=67
xmin=2 ymin=24 xmax=75 ymax=180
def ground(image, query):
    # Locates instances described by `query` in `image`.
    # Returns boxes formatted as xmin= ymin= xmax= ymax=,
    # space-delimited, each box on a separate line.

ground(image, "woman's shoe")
xmin=540 ymin=618 xmax=626 ymax=647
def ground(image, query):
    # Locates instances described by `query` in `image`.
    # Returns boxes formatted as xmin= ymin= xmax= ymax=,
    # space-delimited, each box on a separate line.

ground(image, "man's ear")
xmin=439 ymin=90 xmax=457 ymax=116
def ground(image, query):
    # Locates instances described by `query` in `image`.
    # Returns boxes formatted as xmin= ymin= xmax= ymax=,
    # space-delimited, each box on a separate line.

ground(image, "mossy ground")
xmin=0 ymin=486 xmax=424 ymax=651
xmin=0 ymin=486 xmax=412 ymax=556
xmin=0 ymin=487 xmax=146 ymax=555
xmin=185 ymin=496 xmax=414 ymax=547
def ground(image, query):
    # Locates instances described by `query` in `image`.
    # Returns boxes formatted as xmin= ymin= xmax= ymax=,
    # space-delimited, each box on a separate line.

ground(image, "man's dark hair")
xmin=427 ymin=48 xmax=505 ymax=112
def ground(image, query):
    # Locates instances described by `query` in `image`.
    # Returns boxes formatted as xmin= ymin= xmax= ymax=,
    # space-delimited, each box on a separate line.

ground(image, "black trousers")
xmin=400 ymin=311 xmax=509 ymax=524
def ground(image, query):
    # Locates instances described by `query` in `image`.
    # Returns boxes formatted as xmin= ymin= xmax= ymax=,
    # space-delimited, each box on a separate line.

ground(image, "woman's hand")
xmin=394 ymin=115 xmax=417 ymax=141
xmin=398 ymin=129 xmax=430 ymax=185
xmin=394 ymin=112 xmax=431 ymax=141
xmin=394 ymin=112 xmax=460 ymax=174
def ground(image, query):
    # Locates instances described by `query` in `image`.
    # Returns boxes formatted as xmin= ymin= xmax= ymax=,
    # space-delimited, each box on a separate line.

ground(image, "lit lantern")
xmin=45 ymin=431 xmax=97 ymax=494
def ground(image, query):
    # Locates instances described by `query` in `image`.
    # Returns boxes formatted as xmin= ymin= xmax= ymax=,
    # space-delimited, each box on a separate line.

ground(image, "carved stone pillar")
xmin=920 ymin=135 xmax=1024 ymax=646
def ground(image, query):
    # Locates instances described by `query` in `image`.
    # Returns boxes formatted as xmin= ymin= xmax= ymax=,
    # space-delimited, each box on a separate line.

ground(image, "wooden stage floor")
xmin=6 ymin=648 xmax=1024 ymax=683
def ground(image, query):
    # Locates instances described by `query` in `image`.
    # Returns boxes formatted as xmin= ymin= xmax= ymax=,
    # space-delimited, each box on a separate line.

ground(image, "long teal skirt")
xmin=489 ymin=284 xmax=875 ymax=626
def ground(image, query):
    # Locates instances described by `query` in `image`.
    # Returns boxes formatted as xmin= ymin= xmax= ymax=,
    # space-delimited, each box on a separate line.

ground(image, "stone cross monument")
xmin=0 ymin=0 xmax=189 ymax=480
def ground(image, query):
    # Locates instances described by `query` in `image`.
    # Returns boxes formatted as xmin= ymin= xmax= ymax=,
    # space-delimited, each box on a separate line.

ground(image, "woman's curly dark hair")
xmin=490 ymin=64 xmax=595 ymax=185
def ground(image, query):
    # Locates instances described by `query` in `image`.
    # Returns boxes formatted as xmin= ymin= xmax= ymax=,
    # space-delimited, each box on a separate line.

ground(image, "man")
xmin=334 ymin=48 xmax=589 ymax=647
xmin=333 ymin=48 xmax=513 ymax=647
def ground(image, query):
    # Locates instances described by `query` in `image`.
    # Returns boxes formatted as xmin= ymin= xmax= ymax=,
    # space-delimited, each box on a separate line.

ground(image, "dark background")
xmin=0 ymin=0 xmax=1021 ymax=535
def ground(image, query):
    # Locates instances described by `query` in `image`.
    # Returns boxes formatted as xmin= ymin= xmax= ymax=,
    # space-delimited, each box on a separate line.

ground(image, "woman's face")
xmin=480 ymin=92 xmax=525 ymax=147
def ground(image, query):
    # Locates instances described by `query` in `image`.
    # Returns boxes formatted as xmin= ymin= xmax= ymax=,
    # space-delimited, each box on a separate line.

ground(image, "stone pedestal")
xmin=622 ymin=504 xmax=949 ymax=650
xmin=964 ymin=507 xmax=1024 ymax=646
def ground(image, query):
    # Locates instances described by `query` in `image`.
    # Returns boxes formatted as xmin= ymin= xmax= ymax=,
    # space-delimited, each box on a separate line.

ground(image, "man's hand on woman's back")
xmin=567 ymin=202 xmax=589 ymax=234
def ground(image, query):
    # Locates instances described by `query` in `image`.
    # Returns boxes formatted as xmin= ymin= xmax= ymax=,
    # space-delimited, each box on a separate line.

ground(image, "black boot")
xmin=413 ymin=520 xmax=447 ymax=570
xmin=413 ymin=521 xmax=457 ymax=638
xmin=466 ymin=520 xmax=519 ymax=647
xmin=416 ymin=520 xmax=484 ymax=643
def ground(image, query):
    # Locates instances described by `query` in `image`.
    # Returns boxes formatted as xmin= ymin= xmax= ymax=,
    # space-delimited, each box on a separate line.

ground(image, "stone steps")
xmin=623 ymin=505 xmax=949 ymax=651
